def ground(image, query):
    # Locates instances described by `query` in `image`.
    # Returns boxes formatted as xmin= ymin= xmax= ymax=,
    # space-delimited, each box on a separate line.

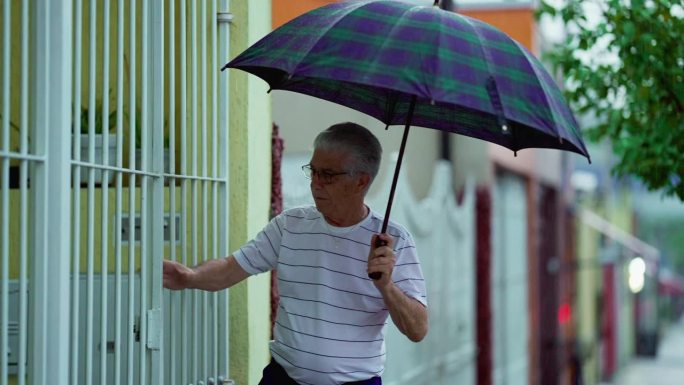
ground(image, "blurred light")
xmin=629 ymin=257 xmax=646 ymax=276
xmin=571 ymin=170 xmax=598 ymax=193
xmin=628 ymin=257 xmax=646 ymax=293
xmin=558 ymin=303 xmax=572 ymax=325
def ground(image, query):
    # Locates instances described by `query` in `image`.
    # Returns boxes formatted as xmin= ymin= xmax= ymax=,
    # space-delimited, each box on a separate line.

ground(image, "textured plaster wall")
xmin=228 ymin=1 xmax=272 ymax=384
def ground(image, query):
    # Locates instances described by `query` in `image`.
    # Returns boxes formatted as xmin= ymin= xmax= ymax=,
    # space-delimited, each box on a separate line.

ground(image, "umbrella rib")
xmin=459 ymin=16 xmax=517 ymax=149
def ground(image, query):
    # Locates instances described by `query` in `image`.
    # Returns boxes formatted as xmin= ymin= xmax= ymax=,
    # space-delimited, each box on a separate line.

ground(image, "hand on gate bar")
xmin=162 ymin=256 xmax=250 ymax=292
xmin=162 ymin=259 xmax=196 ymax=290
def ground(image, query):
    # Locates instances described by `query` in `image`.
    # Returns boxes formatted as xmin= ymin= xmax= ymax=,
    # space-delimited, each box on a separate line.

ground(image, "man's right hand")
xmin=162 ymin=255 xmax=250 ymax=292
xmin=163 ymin=260 xmax=195 ymax=290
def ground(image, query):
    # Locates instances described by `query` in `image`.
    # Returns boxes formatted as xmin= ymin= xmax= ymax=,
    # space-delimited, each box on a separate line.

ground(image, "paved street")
xmin=610 ymin=316 xmax=684 ymax=385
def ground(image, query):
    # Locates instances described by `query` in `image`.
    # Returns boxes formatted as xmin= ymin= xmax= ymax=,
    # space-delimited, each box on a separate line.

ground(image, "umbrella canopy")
xmin=223 ymin=0 xmax=591 ymax=278
xmin=223 ymin=0 xmax=590 ymax=160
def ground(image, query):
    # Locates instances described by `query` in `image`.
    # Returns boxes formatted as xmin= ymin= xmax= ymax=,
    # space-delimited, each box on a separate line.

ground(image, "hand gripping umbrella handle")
xmin=368 ymin=237 xmax=388 ymax=280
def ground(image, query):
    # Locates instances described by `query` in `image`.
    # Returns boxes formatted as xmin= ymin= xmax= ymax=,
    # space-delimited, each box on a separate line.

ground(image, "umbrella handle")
xmin=368 ymin=237 xmax=387 ymax=280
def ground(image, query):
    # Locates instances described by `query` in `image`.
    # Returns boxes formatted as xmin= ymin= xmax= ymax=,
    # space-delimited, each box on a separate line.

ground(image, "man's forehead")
xmin=310 ymin=148 xmax=351 ymax=164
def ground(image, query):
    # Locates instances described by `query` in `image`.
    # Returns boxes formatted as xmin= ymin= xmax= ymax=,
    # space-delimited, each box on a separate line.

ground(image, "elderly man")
xmin=163 ymin=122 xmax=428 ymax=385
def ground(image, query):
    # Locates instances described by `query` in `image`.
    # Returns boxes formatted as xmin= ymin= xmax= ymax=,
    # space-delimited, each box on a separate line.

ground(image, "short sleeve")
xmin=233 ymin=214 xmax=284 ymax=275
xmin=391 ymin=231 xmax=427 ymax=307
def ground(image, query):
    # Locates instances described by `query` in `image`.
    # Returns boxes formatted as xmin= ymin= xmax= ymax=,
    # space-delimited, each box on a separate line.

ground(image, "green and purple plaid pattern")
xmin=224 ymin=0 xmax=589 ymax=160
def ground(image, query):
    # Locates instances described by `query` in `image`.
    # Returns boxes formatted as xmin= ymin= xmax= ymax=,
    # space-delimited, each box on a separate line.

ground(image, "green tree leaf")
xmin=538 ymin=0 xmax=684 ymax=200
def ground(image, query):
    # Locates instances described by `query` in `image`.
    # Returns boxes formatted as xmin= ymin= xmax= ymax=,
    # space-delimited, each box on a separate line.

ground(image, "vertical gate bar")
xmin=127 ymin=1 xmax=137 ymax=384
xmin=18 ymin=1 xmax=30 ymax=383
xmin=70 ymin=0 xmax=83 ymax=383
xmin=210 ymin=0 xmax=219 ymax=378
xmin=127 ymin=172 xmax=136 ymax=385
xmin=17 ymin=165 xmax=27 ymax=385
xmin=168 ymin=0 xmax=177 ymax=383
xmin=180 ymin=1 xmax=189 ymax=383
xmin=190 ymin=1 xmax=199 ymax=382
xmin=85 ymin=160 xmax=95 ymax=385
xmin=29 ymin=0 xmax=72 ymax=383
xmin=201 ymin=0 xmax=207 ymax=178
xmin=139 ymin=0 xmax=149 ymax=382
xmin=126 ymin=184 xmax=136 ymax=385
xmin=85 ymin=0 xmax=99 ymax=383
xmin=114 ymin=1 xmax=125 ymax=384
xmin=217 ymin=0 xmax=231 ymax=376
xmin=101 ymin=3 xmax=112 ymax=384
xmin=150 ymin=1 xmax=165 ymax=384
xmin=0 ymin=176 xmax=6 ymax=385
xmin=200 ymin=0 xmax=209 ymax=379
xmin=0 ymin=0 xmax=11 ymax=380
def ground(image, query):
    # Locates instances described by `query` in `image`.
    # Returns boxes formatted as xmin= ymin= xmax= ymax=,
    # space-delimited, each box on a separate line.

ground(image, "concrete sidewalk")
xmin=610 ymin=316 xmax=684 ymax=385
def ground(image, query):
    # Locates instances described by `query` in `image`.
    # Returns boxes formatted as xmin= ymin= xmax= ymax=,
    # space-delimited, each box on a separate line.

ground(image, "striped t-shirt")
xmin=233 ymin=205 xmax=427 ymax=385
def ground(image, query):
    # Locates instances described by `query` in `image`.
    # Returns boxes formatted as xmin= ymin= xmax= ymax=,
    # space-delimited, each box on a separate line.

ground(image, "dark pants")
xmin=258 ymin=359 xmax=382 ymax=385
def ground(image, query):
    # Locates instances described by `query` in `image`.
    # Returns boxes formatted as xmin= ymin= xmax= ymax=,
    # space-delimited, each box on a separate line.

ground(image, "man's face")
xmin=308 ymin=148 xmax=365 ymax=219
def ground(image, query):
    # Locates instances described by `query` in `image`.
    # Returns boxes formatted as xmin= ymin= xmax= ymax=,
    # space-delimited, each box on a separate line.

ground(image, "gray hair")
xmin=313 ymin=122 xmax=382 ymax=181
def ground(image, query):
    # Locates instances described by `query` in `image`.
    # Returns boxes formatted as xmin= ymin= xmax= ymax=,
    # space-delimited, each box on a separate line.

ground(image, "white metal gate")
xmin=0 ymin=1 xmax=232 ymax=384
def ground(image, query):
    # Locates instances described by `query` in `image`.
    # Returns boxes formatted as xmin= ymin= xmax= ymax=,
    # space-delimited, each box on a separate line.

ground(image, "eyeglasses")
xmin=302 ymin=164 xmax=350 ymax=184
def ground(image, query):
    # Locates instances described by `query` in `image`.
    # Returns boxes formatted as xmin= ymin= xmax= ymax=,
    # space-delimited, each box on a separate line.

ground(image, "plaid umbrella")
xmin=223 ymin=0 xmax=590 ymax=277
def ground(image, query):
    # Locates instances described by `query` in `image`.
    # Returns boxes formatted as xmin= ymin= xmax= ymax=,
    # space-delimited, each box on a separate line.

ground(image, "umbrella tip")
xmin=514 ymin=151 xmax=518 ymax=157
xmin=385 ymin=124 xmax=390 ymax=131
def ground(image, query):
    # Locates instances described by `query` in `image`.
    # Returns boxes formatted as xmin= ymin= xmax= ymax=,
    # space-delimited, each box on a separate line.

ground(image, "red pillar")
xmin=270 ymin=124 xmax=284 ymax=334
xmin=601 ymin=265 xmax=617 ymax=379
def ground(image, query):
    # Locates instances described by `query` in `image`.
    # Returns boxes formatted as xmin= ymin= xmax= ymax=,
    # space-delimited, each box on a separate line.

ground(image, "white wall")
xmin=273 ymin=92 xmax=441 ymax=201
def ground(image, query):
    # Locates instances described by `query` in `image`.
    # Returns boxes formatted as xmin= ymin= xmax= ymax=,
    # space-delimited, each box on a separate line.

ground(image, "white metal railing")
xmin=1 ymin=1 xmax=232 ymax=385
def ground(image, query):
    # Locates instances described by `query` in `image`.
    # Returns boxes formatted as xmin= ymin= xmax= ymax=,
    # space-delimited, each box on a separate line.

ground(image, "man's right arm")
xmin=163 ymin=255 xmax=250 ymax=292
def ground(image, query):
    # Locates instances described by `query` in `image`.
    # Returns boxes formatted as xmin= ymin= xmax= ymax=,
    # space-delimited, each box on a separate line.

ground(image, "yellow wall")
xmin=227 ymin=1 xmax=273 ymax=384
xmin=576 ymin=208 xmax=601 ymax=385
xmin=1 ymin=0 xmax=27 ymax=163
xmin=576 ymin=192 xmax=636 ymax=385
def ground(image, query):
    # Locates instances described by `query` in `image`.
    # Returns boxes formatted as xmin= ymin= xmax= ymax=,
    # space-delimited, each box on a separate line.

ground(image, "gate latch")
xmin=146 ymin=308 xmax=162 ymax=350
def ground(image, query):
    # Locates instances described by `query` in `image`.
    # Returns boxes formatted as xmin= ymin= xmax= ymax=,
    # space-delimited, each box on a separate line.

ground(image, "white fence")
xmin=0 ymin=1 xmax=233 ymax=384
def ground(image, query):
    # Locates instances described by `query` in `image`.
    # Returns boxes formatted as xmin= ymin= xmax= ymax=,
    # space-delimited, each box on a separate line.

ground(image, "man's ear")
xmin=356 ymin=172 xmax=371 ymax=193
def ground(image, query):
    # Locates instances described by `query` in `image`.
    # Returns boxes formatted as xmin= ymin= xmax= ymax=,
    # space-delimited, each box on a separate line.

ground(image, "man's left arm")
xmin=379 ymin=281 xmax=428 ymax=342
xmin=368 ymin=233 xmax=428 ymax=342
